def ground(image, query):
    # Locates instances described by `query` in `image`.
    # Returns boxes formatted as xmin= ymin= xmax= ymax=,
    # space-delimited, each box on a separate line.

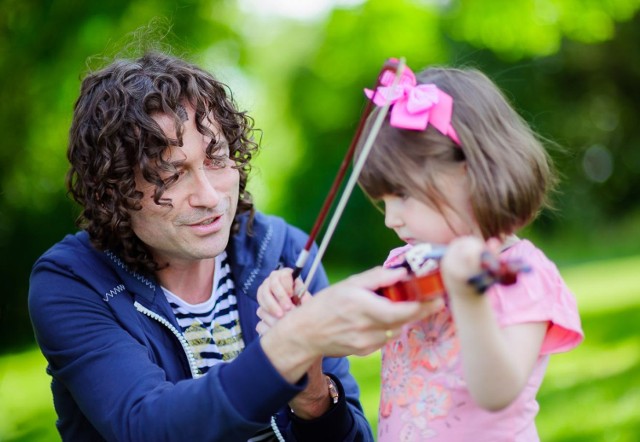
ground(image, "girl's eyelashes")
xmin=378 ymin=191 xmax=409 ymax=203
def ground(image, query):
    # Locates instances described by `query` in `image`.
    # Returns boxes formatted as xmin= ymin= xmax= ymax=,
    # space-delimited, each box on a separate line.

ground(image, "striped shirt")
xmin=163 ymin=252 xmax=279 ymax=441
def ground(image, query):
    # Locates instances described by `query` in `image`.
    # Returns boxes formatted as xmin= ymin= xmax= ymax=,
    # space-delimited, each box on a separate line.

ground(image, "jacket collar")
xmin=102 ymin=248 xmax=158 ymax=304
xmin=227 ymin=211 xmax=287 ymax=299
xmin=82 ymin=210 xmax=288 ymax=306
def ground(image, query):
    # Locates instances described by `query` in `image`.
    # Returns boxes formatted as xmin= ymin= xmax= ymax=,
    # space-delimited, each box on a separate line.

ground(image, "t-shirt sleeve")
xmin=488 ymin=240 xmax=584 ymax=355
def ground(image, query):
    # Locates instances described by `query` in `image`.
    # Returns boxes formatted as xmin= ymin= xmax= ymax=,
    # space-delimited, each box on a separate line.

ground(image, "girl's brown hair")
xmin=357 ymin=67 xmax=557 ymax=239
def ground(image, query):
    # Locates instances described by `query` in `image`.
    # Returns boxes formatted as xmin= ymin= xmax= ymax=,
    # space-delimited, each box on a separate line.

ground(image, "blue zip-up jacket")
xmin=29 ymin=211 xmax=374 ymax=441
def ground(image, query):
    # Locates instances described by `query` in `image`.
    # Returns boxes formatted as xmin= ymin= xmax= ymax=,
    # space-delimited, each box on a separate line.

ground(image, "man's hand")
xmin=255 ymin=268 xmax=331 ymax=418
xmin=260 ymin=266 xmax=432 ymax=384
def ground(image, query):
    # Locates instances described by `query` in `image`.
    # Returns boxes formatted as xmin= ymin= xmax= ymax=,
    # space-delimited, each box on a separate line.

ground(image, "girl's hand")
xmin=439 ymin=236 xmax=547 ymax=411
xmin=440 ymin=236 xmax=502 ymax=299
xmin=256 ymin=268 xmax=311 ymax=336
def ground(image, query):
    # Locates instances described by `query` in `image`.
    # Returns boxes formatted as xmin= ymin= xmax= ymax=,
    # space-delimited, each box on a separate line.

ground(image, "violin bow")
xmin=291 ymin=57 xmax=407 ymax=301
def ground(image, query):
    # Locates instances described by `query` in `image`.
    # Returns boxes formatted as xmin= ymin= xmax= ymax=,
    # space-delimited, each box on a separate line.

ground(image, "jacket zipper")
xmin=136 ymin=301 xmax=287 ymax=440
xmin=134 ymin=301 xmax=201 ymax=379
xmin=270 ymin=416 xmax=285 ymax=442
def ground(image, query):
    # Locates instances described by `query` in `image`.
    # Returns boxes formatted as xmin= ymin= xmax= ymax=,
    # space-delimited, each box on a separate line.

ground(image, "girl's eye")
xmin=393 ymin=191 xmax=409 ymax=200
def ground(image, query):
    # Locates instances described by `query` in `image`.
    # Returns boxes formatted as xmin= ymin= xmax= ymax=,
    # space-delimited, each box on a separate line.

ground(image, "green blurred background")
xmin=1 ymin=0 xmax=639 ymax=440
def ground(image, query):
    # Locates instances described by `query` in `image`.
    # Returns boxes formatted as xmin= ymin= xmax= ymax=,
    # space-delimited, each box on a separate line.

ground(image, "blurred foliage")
xmin=254 ymin=0 xmax=640 ymax=272
xmin=1 ymin=0 xmax=640 ymax=352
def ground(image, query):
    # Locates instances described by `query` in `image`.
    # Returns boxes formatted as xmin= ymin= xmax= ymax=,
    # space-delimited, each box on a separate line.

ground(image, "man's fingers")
xmin=346 ymin=266 xmax=408 ymax=291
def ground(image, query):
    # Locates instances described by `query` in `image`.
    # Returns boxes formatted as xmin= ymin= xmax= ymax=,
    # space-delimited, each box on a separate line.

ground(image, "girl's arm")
xmin=441 ymin=236 xmax=548 ymax=411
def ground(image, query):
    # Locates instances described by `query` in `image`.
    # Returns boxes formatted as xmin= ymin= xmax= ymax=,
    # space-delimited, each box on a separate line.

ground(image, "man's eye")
xmin=162 ymin=169 xmax=184 ymax=186
xmin=204 ymin=157 xmax=227 ymax=169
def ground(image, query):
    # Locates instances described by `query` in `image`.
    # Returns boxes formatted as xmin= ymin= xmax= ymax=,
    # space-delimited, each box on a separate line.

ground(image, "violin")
xmin=378 ymin=243 xmax=531 ymax=302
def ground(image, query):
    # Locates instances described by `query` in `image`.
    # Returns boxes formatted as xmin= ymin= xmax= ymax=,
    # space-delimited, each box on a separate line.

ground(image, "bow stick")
xmin=290 ymin=57 xmax=407 ymax=302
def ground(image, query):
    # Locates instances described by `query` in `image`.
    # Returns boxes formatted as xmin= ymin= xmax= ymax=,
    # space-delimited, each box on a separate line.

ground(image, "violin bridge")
xmin=404 ymin=243 xmax=446 ymax=276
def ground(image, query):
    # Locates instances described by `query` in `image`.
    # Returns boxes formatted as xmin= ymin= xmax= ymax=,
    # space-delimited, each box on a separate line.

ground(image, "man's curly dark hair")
xmin=67 ymin=51 xmax=258 ymax=276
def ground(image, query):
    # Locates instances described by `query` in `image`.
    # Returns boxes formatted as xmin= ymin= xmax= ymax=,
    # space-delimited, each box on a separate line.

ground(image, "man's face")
xmin=128 ymin=105 xmax=240 ymax=267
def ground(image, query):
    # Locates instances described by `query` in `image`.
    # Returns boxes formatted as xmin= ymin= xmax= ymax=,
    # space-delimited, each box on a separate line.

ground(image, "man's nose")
xmin=188 ymin=169 xmax=221 ymax=208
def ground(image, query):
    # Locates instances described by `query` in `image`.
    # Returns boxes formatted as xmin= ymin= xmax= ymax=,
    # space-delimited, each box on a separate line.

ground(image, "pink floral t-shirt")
xmin=378 ymin=240 xmax=583 ymax=442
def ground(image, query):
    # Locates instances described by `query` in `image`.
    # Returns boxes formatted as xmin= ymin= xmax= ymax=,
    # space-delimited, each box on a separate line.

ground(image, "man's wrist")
xmin=289 ymin=375 xmax=354 ymax=440
xmin=290 ymin=375 xmax=339 ymax=419
xmin=260 ymin=312 xmax=320 ymax=384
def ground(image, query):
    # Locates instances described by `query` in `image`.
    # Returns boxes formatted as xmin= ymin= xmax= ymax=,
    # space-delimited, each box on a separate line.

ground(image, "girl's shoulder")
xmin=502 ymin=238 xmax=552 ymax=265
xmin=494 ymin=238 xmax=584 ymax=354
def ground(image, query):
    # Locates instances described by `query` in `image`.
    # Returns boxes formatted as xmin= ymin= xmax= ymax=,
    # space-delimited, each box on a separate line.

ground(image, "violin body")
xmin=381 ymin=269 xmax=446 ymax=302
xmin=378 ymin=243 xmax=530 ymax=302
xmin=378 ymin=243 xmax=446 ymax=302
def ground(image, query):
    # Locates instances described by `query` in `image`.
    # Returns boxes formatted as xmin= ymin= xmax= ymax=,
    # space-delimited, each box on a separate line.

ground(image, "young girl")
xmin=257 ymin=63 xmax=583 ymax=441
xmin=354 ymin=63 xmax=584 ymax=441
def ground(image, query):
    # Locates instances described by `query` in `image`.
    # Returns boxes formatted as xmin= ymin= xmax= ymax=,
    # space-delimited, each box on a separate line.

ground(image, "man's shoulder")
xmin=36 ymin=231 xmax=97 ymax=266
xmin=32 ymin=231 xmax=128 ymax=284
xmin=29 ymin=231 xmax=117 ymax=306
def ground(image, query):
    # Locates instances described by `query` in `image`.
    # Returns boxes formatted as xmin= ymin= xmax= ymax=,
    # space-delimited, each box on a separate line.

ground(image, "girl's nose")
xmin=384 ymin=201 xmax=403 ymax=229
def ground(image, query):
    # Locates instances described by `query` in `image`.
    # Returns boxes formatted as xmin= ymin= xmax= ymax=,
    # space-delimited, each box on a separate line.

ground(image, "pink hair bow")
xmin=365 ymin=64 xmax=461 ymax=145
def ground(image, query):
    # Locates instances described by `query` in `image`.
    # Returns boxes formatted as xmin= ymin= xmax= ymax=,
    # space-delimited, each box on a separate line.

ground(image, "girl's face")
xmin=381 ymin=167 xmax=480 ymax=246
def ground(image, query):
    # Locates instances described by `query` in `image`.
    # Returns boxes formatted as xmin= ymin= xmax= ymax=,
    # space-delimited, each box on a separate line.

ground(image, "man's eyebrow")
xmin=165 ymin=158 xmax=186 ymax=169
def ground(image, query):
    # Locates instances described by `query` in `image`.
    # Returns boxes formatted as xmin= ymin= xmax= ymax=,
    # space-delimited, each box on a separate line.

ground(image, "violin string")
xmin=299 ymin=58 xmax=407 ymax=296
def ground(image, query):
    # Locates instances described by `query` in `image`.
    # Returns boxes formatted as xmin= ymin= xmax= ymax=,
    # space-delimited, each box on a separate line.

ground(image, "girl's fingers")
xmin=256 ymin=320 xmax=269 ymax=336
xmin=257 ymin=268 xmax=297 ymax=318
xmin=256 ymin=308 xmax=279 ymax=328
xmin=271 ymin=271 xmax=295 ymax=311
xmin=257 ymin=284 xmax=285 ymax=318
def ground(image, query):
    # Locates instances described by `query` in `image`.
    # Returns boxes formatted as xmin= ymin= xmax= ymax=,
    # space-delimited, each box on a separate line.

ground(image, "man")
xmin=28 ymin=52 xmax=427 ymax=441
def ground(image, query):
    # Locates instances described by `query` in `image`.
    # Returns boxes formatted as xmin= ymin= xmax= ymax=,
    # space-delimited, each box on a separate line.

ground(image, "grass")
xmin=1 ymin=255 xmax=639 ymax=441
xmin=0 ymin=348 xmax=60 ymax=441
